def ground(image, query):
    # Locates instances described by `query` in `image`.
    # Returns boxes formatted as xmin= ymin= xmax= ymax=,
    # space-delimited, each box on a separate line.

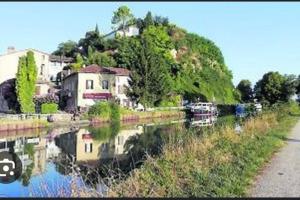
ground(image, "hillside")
xmin=52 ymin=9 xmax=239 ymax=105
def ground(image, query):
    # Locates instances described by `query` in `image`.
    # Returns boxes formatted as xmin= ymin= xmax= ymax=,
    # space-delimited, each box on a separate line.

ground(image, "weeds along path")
xmin=249 ymin=119 xmax=300 ymax=197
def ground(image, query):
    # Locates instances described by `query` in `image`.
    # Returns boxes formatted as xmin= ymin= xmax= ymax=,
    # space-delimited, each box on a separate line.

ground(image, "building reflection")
xmin=0 ymin=116 xmax=219 ymax=188
xmin=55 ymin=124 xmax=144 ymax=166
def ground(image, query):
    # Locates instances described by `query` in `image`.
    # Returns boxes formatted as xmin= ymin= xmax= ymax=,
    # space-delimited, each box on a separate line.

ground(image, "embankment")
xmin=108 ymin=103 xmax=300 ymax=197
xmin=90 ymin=110 xmax=186 ymax=124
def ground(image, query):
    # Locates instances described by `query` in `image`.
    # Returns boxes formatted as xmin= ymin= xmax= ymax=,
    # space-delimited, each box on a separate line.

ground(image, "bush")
xmin=109 ymin=101 xmax=120 ymax=121
xmin=88 ymin=101 xmax=121 ymax=121
xmin=159 ymin=95 xmax=182 ymax=107
xmin=88 ymin=101 xmax=111 ymax=118
xmin=41 ymin=103 xmax=58 ymax=114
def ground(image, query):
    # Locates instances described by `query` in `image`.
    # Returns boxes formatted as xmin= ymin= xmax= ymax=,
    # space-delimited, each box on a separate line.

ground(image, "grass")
xmin=108 ymin=103 xmax=300 ymax=197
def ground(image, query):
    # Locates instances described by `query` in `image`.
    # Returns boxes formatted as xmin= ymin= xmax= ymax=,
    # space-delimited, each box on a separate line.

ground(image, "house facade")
xmin=62 ymin=64 xmax=134 ymax=111
xmin=0 ymin=47 xmax=50 ymax=84
xmin=48 ymin=55 xmax=73 ymax=84
xmin=0 ymin=47 xmax=73 ymax=113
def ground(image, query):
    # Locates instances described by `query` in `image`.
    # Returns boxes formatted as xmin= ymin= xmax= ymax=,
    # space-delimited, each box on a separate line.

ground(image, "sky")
xmin=0 ymin=2 xmax=300 ymax=86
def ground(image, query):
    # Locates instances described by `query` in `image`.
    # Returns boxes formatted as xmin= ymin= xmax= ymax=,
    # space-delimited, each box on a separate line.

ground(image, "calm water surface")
xmin=0 ymin=115 xmax=236 ymax=197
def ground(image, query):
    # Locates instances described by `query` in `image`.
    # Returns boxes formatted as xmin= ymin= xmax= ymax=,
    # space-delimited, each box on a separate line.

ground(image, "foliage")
xmin=254 ymin=71 xmax=297 ymax=105
xmin=78 ymin=25 xmax=105 ymax=55
xmin=52 ymin=8 xmax=239 ymax=105
xmin=88 ymin=101 xmax=111 ymax=118
xmin=16 ymin=51 xmax=38 ymax=113
xmin=52 ymin=40 xmax=78 ymax=57
xmin=109 ymin=101 xmax=121 ymax=122
xmin=159 ymin=95 xmax=182 ymax=107
xmin=125 ymin=37 xmax=171 ymax=108
xmin=112 ymin=6 xmax=135 ymax=36
xmin=237 ymin=79 xmax=253 ymax=103
xmin=87 ymin=47 xmax=116 ymax=67
xmin=110 ymin=105 xmax=299 ymax=197
xmin=41 ymin=103 xmax=58 ymax=114
xmin=88 ymin=101 xmax=121 ymax=122
xmin=70 ymin=53 xmax=84 ymax=71
xmin=114 ymin=37 xmax=141 ymax=68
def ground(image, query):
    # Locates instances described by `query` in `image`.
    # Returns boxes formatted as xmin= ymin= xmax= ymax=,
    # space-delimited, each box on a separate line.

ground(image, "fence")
xmin=0 ymin=113 xmax=73 ymax=122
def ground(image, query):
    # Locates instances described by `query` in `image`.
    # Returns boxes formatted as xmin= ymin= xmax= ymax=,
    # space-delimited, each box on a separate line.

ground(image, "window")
xmin=86 ymin=80 xmax=94 ymax=89
xmin=40 ymin=64 xmax=45 ymax=75
xmin=85 ymin=143 xmax=93 ymax=153
xmin=102 ymin=80 xmax=109 ymax=90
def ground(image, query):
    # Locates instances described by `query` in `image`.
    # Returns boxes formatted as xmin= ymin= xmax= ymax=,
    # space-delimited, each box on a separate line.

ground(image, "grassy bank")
xmin=108 ymin=102 xmax=300 ymax=197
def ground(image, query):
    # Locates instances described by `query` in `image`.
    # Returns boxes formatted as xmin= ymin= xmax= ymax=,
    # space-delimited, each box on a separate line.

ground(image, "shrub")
xmin=41 ymin=103 xmax=58 ymax=114
xmin=88 ymin=101 xmax=111 ymax=118
xmin=109 ymin=101 xmax=120 ymax=121
xmin=88 ymin=101 xmax=121 ymax=121
xmin=159 ymin=95 xmax=182 ymax=107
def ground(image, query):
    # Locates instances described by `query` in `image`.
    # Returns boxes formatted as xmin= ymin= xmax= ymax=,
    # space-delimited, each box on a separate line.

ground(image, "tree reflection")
xmin=18 ymin=143 xmax=35 ymax=186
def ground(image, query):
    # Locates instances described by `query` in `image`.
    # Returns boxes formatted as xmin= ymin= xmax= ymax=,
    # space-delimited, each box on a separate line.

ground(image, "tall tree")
xmin=144 ymin=11 xmax=154 ymax=28
xmin=16 ymin=51 xmax=38 ymax=113
xmin=126 ymin=38 xmax=170 ymax=108
xmin=78 ymin=25 xmax=104 ymax=55
xmin=254 ymin=71 xmax=296 ymax=105
xmin=111 ymin=6 xmax=135 ymax=37
xmin=236 ymin=79 xmax=253 ymax=103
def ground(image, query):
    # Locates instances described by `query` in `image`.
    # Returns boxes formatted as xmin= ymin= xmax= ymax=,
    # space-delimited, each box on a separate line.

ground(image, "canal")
xmin=0 ymin=115 xmax=237 ymax=197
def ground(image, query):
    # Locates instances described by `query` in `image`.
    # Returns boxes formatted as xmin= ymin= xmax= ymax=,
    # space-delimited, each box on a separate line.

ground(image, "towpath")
xmin=249 ymin=120 xmax=300 ymax=197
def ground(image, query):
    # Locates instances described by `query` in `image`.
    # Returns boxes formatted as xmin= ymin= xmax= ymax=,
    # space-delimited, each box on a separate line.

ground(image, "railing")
xmin=0 ymin=113 xmax=72 ymax=121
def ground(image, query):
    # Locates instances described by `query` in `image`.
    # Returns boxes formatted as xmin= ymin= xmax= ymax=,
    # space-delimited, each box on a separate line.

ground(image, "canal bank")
xmin=0 ymin=110 xmax=186 ymax=132
xmin=107 ymin=103 xmax=300 ymax=197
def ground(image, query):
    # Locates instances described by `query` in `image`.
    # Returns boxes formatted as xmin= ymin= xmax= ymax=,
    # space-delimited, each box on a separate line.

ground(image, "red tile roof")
xmin=107 ymin=67 xmax=130 ymax=76
xmin=79 ymin=64 xmax=130 ymax=76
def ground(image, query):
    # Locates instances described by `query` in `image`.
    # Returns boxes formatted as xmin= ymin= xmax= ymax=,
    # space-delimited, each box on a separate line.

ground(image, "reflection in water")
xmin=189 ymin=115 xmax=217 ymax=127
xmin=0 ymin=115 xmax=233 ymax=197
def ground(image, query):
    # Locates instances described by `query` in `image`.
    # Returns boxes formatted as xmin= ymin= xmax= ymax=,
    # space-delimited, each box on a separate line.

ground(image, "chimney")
xmin=7 ymin=46 xmax=16 ymax=54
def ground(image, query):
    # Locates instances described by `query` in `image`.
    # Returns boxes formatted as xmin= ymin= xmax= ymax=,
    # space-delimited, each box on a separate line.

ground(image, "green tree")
xmin=52 ymin=40 xmax=77 ymax=58
xmin=91 ymin=51 xmax=116 ymax=67
xmin=296 ymin=75 xmax=300 ymax=97
xmin=114 ymin=37 xmax=141 ymax=69
xmin=78 ymin=25 xmax=104 ymax=54
xmin=281 ymin=74 xmax=297 ymax=102
xmin=112 ymin=6 xmax=135 ymax=37
xmin=70 ymin=53 xmax=84 ymax=71
xmin=16 ymin=51 xmax=37 ymax=113
xmin=144 ymin=11 xmax=154 ymax=28
xmin=254 ymin=71 xmax=295 ymax=105
xmin=126 ymin=38 xmax=170 ymax=108
xmin=236 ymin=79 xmax=253 ymax=103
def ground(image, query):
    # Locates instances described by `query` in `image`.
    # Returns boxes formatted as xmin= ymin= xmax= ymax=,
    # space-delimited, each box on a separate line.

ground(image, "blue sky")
xmin=0 ymin=2 xmax=299 ymax=86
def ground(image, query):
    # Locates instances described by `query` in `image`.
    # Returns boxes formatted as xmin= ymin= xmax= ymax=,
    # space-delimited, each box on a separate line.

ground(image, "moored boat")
xmin=189 ymin=102 xmax=218 ymax=116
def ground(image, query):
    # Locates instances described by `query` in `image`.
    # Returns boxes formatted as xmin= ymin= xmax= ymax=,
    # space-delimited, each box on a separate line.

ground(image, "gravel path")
xmin=249 ymin=119 xmax=300 ymax=197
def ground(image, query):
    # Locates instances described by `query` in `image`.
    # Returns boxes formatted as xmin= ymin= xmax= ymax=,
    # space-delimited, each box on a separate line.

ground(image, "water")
xmin=0 ymin=115 xmax=236 ymax=197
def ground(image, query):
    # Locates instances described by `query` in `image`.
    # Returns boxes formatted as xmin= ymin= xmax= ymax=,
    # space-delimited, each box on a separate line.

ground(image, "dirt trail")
xmin=249 ymin=120 xmax=300 ymax=197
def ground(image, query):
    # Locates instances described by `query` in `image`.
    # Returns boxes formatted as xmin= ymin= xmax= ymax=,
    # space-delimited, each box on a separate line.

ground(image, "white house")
xmin=62 ymin=64 xmax=134 ymax=111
